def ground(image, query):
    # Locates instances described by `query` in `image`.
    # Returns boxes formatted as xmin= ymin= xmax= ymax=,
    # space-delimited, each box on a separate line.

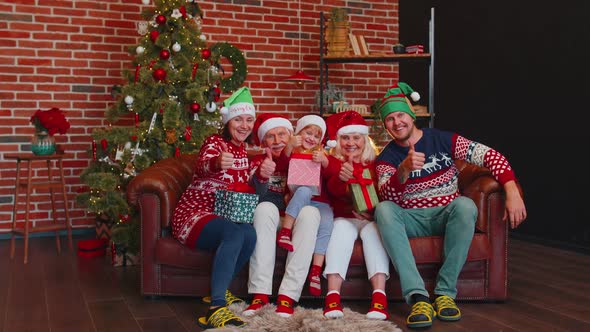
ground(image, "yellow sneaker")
xmin=197 ymin=306 xmax=246 ymax=329
xmin=433 ymin=295 xmax=461 ymax=321
xmin=406 ymin=301 xmax=436 ymax=329
xmin=201 ymin=290 xmax=244 ymax=306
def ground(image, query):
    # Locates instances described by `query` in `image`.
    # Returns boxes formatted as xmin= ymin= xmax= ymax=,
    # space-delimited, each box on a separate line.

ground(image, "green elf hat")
xmin=220 ymin=86 xmax=256 ymax=124
xmin=379 ymin=82 xmax=420 ymax=120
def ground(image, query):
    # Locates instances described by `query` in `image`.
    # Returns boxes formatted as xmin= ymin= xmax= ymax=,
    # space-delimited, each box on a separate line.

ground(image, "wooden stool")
xmin=6 ymin=151 xmax=73 ymax=264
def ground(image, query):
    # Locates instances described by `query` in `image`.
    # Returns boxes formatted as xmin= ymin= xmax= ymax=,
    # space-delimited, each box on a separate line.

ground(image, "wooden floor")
xmin=0 ymin=234 xmax=589 ymax=332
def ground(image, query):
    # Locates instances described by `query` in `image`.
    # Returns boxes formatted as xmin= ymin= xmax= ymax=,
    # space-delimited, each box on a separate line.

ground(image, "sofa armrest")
xmin=126 ymin=154 xmax=198 ymax=228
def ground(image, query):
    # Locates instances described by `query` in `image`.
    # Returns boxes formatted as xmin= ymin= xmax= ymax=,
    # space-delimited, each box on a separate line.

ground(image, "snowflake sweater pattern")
xmin=171 ymin=134 xmax=255 ymax=248
xmin=375 ymin=128 xmax=516 ymax=209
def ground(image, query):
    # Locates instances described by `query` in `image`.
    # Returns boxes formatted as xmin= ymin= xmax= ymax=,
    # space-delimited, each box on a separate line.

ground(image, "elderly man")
xmin=245 ymin=113 xmax=321 ymax=317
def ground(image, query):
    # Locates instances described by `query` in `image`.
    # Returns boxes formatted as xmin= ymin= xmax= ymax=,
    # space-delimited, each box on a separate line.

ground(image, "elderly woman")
xmin=171 ymin=87 xmax=275 ymax=329
xmin=321 ymin=111 xmax=391 ymax=321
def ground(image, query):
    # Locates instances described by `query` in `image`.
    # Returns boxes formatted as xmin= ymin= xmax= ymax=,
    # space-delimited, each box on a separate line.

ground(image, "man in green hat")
xmin=373 ymin=82 xmax=527 ymax=329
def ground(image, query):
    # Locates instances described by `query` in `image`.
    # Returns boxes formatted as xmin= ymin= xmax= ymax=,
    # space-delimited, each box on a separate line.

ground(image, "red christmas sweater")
xmin=324 ymin=155 xmax=377 ymax=219
xmin=171 ymin=134 xmax=257 ymax=248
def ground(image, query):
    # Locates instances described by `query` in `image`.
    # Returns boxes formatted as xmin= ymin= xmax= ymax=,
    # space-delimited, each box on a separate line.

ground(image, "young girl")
xmin=322 ymin=110 xmax=391 ymax=320
xmin=278 ymin=114 xmax=334 ymax=296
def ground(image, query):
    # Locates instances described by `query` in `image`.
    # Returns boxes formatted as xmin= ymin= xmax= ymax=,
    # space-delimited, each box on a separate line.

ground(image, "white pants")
xmin=323 ymin=217 xmax=390 ymax=281
xmin=248 ymin=201 xmax=320 ymax=301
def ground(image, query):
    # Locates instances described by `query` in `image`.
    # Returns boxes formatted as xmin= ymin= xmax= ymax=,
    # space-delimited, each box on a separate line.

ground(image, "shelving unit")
xmin=319 ymin=7 xmax=435 ymax=128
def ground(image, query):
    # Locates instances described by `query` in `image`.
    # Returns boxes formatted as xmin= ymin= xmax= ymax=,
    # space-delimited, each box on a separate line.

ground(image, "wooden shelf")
xmin=323 ymin=53 xmax=431 ymax=64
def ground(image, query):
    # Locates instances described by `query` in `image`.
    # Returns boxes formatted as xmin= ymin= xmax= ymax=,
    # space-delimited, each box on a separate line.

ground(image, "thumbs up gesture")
xmin=258 ymin=147 xmax=276 ymax=179
xmin=289 ymin=135 xmax=303 ymax=149
xmin=338 ymin=155 xmax=355 ymax=182
xmin=217 ymin=141 xmax=234 ymax=171
xmin=312 ymin=149 xmax=328 ymax=168
xmin=398 ymin=141 xmax=426 ymax=183
xmin=405 ymin=141 xmax=426 ymax=170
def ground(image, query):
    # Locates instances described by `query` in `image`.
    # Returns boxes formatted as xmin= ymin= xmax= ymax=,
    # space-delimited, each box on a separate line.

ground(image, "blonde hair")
xmin=330 ymin=134 xmax=378 ymax=166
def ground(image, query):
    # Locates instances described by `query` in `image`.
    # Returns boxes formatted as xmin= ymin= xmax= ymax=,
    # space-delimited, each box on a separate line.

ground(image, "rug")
xmin=205 ymin=302 xmax=402 ymax=332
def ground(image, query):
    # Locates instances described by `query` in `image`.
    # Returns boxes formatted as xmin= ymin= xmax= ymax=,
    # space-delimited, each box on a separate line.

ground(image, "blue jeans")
xmin=195 ymin=218 xmax=257 ymax=306
xmin=374 ymin=196 xmax=477 ymax=303
xmin=285 ymin=186 xmax=334 ymax=255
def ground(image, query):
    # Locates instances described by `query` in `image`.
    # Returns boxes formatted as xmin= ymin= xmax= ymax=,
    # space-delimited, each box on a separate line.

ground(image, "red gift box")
xmin=77 ymin=238 xmax=108 ymax=258
xmin=287 ymin=153 xmax=322 ymax=196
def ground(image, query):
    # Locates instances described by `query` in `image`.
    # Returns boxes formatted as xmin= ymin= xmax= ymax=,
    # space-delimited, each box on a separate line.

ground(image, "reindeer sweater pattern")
xmin=375 ymin=128 xmax=516 ymax=209
xmin=172 ymin=134 xmax=255 ymax=248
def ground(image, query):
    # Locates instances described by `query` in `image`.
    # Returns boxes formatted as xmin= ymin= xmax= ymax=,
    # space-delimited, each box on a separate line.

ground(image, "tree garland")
xmin=210 ymin=42 xmax=247 ymax=93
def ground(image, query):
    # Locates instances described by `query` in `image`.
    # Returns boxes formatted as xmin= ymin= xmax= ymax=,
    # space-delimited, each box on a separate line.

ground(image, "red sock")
xmin=308 ymin=265 xmax=322 ymax=296
xmin=366 ymin=290 xmax=389 ymax=320
xmin=275 ymin=294 xmax=295 ymax=317
xmin=277 ymin=227 xmax=294 ymax=252
xmin=242 ymin=293 xmax=269 ymax=316
xmin=323 ymin=291 xmax=343 ymax=319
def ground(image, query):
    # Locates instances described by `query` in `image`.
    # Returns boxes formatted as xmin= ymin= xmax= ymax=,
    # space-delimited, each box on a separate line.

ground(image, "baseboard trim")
xmin=0 ymin=226 xmax=95 ymax=240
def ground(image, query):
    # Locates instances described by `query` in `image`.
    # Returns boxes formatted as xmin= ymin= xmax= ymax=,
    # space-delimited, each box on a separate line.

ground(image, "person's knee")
xmin=296 ymin=206 xmax=321 ymax=227
xmin=253 ymin=201 xmax=279 ymax=229
xmin=452 ymin=197 xmax=478 ymax=224
xmin=293 ymin=186 xmax=313 ymax=200
xmin=374 ymin=201 xmax=403 ymax=226
xmin=360 ymin=222 xmax=379 ymax=240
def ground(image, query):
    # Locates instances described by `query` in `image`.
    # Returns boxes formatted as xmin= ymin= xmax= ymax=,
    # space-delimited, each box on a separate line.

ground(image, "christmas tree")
xmin=76 ymin=0 xmax=247 ymax=255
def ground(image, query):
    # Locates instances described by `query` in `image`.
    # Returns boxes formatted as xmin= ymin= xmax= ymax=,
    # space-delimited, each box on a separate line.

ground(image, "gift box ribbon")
xmin=291 ymin=153 xmax=314 ymax=160
xmin=226 ymin=182 xmax=256 ymax=194
xmin=347 ymin=167 xmax=374 ymax=210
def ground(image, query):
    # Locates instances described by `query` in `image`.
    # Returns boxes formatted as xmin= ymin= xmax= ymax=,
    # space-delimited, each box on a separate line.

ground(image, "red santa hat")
xmin=295 ymin=114 xmax=327 ymax=141
xmin=252 ymin=113 xmax=293 ymax=145
xmin=325 ymin=110 xmax=369 ymax=148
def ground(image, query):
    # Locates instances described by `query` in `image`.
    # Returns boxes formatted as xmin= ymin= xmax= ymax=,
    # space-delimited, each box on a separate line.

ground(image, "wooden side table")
xmin=6 ymin=152 xmax=73 ymax=264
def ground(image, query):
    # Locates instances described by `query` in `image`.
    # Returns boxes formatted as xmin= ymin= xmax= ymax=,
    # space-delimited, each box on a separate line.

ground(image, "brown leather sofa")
xmin=126 ymin=154 xmax=510 ymax=301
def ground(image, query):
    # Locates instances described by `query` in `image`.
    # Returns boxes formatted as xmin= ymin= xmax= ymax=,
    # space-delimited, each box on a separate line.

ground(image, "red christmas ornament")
xmin=159 ymin=49 xmax=170 ymax=60
xmin=214 ymin=86 xmax=221 ymax=102
xmin=134 ymin=64 xmax=141 ymax=82
xmin=100 ymin=138 xmax=108 ymax=151
xmin=131 ymin=135 xmax=138 ymax=141
xmin=174 ymin=147 xmax=181 ymax=157
xmin=150 ymin=30 xmax=159 ymax=42
xmin=134 ymin=112 xmax=139 ymax=127
xmin=184 ymin=126 xmax=192 ymax=141
xmin=201 ymin=48 xmax=211 ymax=60
xmin=189 ymin=102 xmax=201 ymax=113
xmin=152 ymin=68 xmax=167 ymax=81
xmin=155 ymin=14 xmax=166 ymax=25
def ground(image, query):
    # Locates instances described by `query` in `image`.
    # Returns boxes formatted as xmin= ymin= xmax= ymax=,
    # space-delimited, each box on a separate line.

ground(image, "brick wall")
xmin=0 ymin=0 xmax=400 ymax=232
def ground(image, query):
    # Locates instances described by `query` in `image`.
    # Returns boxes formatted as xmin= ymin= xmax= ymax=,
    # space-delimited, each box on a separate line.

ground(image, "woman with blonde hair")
xmin=321 ymin=111 xmax=391 ymax=320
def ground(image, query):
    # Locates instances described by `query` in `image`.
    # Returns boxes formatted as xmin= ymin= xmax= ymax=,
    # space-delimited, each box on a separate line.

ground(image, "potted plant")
xmin=315 ymin=83 xmax=346 ymax=113
xmin=325 ymin=7 xmax=350 ymax=56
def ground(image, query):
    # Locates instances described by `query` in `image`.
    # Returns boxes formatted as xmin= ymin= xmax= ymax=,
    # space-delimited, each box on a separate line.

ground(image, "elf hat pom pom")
xmin=379 ymin=82 xmax=420 ymax=121
xmin=295 ymin=115 xmax=327 ymax=141
xmin=219 ymin=86 xmax=256 ymax=124
xmin=325 ymin=110 xmax=368 ymax=148
xmin=252 ymin=113 xmax=293 ymax=145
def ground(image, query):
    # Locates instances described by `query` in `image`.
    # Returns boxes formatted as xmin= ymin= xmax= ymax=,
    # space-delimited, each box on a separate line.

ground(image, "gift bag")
xmin=287 ymin=153 xmax=322 ymax=196
xmin=348 ymin=168 xmax=379 ymax=213
xmin=214 ymin=183 xmax=259 ymax=224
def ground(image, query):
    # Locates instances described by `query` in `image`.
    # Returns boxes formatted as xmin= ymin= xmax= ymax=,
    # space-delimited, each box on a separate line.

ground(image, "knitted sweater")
xmin=171 ymin=134 xmax=256 ymax=248
xmin=375 ymin=128 xmax=516 ymax=209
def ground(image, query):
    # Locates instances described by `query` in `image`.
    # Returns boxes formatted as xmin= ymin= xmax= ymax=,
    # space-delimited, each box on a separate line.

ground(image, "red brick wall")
xmin=0 ymin=0 xmax=400 ymax=232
